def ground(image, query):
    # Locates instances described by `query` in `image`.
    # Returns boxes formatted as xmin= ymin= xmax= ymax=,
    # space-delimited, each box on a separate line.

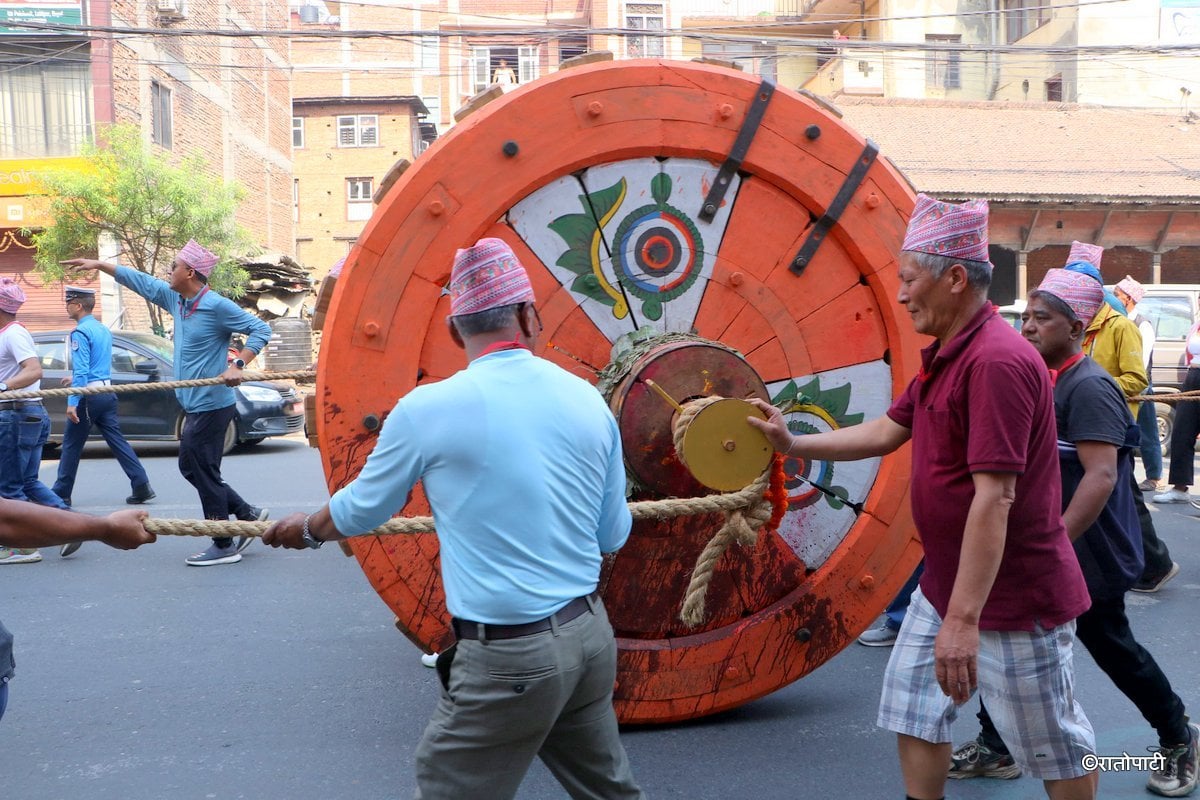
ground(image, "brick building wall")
xmin=289 ymin=4 xmax=422 ymax=100
xmin=109 ymin=1 xmax=293 ymax=255
xmin=1162 ymin=248 xmax=1200 ymax=284
xmin=290 ymin=2 xmax=429 ymax=281
xmin=97 ymin=2 xmax=294 ymax=333
xmin=1026 ymin=245 xmax=1200 ymax=289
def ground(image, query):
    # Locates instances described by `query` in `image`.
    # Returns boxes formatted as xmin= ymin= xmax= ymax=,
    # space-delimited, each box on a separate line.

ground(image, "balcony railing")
xmin=774 ymin=0 xmax=821 ymax=18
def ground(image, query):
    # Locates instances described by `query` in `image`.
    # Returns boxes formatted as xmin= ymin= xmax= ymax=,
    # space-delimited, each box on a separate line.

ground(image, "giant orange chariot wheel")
xmin=314 ymin=58 xmax=925 ymax=724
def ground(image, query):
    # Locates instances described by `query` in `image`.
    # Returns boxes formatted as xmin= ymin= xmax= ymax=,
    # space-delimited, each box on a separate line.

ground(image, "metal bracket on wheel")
xmin=790 ymin=140 xmax=880 ymax=275
xmin=698 ymin=78 xmax=776 ymax=223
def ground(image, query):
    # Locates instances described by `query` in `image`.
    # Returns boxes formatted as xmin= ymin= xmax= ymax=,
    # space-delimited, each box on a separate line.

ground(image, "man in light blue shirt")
xmin=63 ymin=240 xmax=272 ymax=566
xmin=264 ymin=238 xmax=643 ymax=800
xmin=52 ymin=287 xmax=154 ymax=552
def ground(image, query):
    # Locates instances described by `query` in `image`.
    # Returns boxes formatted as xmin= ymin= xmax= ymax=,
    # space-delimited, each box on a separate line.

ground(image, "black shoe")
xmin=59 ymin=542 xmax=83 ymax=558
xmin=126 ymin=484 xmax=156 ymax=504
xmin=1132 ymin=562 xmax=1181 ymax=594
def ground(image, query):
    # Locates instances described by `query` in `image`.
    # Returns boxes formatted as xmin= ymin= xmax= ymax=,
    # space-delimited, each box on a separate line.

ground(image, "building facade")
xmin=0 ymin=0 xmax=293 ymax=331
xmin=289 ymin=1 xmax=432 ymax=280
xmin=290 ymin=95 xmax=427 ymax=276
xmin=1 ymin=0 xmax=101 ymax=327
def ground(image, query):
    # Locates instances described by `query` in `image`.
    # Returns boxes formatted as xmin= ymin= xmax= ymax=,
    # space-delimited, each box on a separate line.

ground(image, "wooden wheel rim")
xmin=317 ymin=60 xmax=925 ymax=724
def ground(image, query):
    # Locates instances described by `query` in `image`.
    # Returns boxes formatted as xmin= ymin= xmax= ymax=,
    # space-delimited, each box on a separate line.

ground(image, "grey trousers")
xmin=414 ymin=599 xmax=644 ymax=800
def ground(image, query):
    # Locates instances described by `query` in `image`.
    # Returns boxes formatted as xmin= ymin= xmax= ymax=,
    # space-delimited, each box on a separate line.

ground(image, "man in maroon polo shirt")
xmin=750 ymin=194 xmax=1097 ymax=800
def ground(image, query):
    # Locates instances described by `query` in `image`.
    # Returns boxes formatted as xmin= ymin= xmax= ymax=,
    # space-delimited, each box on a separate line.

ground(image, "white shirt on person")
xmin=0 ymin=321 xmax=36 ymax=384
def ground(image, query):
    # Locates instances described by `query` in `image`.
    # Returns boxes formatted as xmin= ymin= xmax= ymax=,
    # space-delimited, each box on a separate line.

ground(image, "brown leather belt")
xmin=452 ymin=593 xmax=597 ymax=641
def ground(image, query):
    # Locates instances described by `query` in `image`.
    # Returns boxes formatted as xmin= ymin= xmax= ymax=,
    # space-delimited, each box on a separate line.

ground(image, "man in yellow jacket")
xmin=1065 ymin=243 xmax=1179 ymax=594
xmin=1084 ymin=300 xmax=1147 ymax=416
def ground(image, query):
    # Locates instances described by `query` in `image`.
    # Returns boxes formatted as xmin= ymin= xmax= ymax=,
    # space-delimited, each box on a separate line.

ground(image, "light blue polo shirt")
xmin=329 ymin=349 xmax=632 ymax=624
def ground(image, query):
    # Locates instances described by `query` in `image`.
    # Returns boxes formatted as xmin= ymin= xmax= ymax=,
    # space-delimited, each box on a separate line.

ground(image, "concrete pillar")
xmin=1017 ymin=251 xmax=1028 ymax=298
xmin=1152 ymin=252 xmax=1162 ymax=284
xmin=98 ymin=231 xmax=123 ymax=330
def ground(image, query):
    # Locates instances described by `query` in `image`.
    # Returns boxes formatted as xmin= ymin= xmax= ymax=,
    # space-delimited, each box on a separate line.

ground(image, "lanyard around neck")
xmin=180 ymin=286 xmax=210 ymax=320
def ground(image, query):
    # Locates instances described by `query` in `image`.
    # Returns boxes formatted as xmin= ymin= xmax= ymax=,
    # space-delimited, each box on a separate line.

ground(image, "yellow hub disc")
xmin=679 ymin=398 xmax=773 ymax=491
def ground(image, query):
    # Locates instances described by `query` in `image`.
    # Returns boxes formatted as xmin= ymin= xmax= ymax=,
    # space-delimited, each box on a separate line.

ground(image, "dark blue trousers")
xmin=178 ymin=405 xmax=251 ymax=548
xmin=53 ymin=392 xmax=150 ymax=502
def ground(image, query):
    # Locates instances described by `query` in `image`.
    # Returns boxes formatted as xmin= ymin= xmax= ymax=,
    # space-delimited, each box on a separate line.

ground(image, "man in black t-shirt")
xmin=948 ymin=269 xmax=1198 ymax=797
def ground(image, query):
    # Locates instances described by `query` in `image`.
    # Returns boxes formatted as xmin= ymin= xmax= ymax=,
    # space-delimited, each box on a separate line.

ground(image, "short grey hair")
xmin=450 ymin=302 xmax=522 ymax=337
xmin=905 ymin=251 xmax=992 ymax=291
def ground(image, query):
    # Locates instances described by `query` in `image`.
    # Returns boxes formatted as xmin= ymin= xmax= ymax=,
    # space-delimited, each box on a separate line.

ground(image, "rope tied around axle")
xmin=670 ymin=396 xmax=775 ymax=627
xmin=0 ymin=370 xmax=317 ymax=401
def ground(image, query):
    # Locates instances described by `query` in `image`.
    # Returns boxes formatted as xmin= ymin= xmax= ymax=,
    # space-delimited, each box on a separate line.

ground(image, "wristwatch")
xmin=301 ymin=514 xmax=324 ymax=549
xmin=0 ymin=381 xmax=7 ymax=392
xmin=232 ymin=358 xmax=246 ymax=369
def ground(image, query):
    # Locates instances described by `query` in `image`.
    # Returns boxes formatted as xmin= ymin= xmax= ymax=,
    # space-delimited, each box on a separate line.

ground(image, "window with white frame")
xmin=626 ymin=3 xmax=664 ymax=58
xmin=337 ymin=114 xmax=378 ymax=147
xmin=419 ymin=36 xmax=439 ymax=72
xmin=422 ymin=95 xmax=441 ymax=124
xmin=292 ymin=116 xmax=304 ymax=148
xmin=467 ymin=46 xmax=539 ymax=94
xmin=0 ymin=42 xmax=93 ymax=158
xmin=518 ymin=46 xmax=538 ymax=83
xmin=151 ymin=80 xmax=172 ymax=149
xmin=346 ymin=177 xmax=373 ymax=220
xmin=924 ymin=34 xmax=961 ymax=90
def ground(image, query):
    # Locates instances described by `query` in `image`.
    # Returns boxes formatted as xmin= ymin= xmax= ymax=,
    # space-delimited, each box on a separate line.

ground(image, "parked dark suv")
xmin=32 ymin=330 xmax=305 ymax=454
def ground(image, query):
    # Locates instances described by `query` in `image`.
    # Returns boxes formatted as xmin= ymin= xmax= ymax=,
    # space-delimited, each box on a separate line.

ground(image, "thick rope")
xmin=140 ymin=483 xmax=773 ymax=538
xmin=670 ymin=395 xmax=775 ymax=627
xmin=0 ymin=371 xmax=316 ymax=400
xmin=677 ymin=468 xmax=771 ymax=627
xmin=1130 ymin=391 xmax=1200 ymax=404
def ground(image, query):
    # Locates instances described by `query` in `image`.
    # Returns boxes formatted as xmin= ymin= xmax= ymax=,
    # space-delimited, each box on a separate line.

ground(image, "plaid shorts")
xmin=877 ymin=588 xmax=1095 ymax=780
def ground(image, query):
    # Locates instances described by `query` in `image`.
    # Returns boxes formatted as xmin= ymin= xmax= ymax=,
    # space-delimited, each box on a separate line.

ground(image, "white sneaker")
xmin=0 ymin=548 xmax=42 ymax=565
xmin=1152 ymin=488 xmax=1191 ymax=504
xmin=420 ymin=652 xmax=439 ymax=668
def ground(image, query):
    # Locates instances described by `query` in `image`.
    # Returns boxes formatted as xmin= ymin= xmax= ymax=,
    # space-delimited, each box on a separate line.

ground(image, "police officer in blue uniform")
xmin=52 ymin=287 xmax=154 ymax=556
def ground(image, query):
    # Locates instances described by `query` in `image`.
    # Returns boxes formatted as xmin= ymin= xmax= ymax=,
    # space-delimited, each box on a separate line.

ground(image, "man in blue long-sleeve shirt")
xmin=64 ymin=240 xmax=272 ymax=566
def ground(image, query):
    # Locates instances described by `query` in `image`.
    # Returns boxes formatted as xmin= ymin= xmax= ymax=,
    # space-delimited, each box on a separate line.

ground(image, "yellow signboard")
xmin=2 ymin=195 xmax=51 ymax=227
xmin=0 ymin=156 xmax=92 ymax=198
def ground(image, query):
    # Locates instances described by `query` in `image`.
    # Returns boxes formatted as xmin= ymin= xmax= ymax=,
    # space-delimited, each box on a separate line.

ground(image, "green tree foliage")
xmin=29 ymin=125 xmax=254 ymax=334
